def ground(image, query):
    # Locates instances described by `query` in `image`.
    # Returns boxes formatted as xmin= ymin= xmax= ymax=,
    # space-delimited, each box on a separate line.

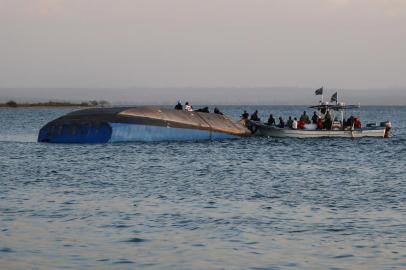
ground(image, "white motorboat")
xmin=244 ymin=91 xmax=392 ymax=139
xmin=252 ymin=123 xmax=390 ymax=138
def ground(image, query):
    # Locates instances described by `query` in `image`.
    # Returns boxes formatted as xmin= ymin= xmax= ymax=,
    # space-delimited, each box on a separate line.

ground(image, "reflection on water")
xmin=0 ymin=106 xmax=405 ymax=270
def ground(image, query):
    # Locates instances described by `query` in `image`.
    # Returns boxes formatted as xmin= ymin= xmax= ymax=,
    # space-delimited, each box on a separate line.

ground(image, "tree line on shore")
xmin=0 ymin=100 xmax=110 ymax=108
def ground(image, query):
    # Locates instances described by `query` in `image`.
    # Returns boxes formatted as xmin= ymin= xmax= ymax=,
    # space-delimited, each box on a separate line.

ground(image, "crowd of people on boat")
xmin=241 ymin=109 xmax=361 ymax=130
xmin=174 ymin=101 xmax=362 ymax=130
xmin=174 ymin=100 xmax=224 ymax=115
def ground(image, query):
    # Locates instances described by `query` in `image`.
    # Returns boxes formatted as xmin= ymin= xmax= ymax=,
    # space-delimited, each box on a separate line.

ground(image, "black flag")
xmin=315 ymin=87 xmax=323 ymax=96
xmin=331 ymin=92 xmax=338 ymax=103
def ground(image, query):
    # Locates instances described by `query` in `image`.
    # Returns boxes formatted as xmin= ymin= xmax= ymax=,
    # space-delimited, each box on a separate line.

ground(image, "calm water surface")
xmin=0 ymin=106 xmax=405 ymax=270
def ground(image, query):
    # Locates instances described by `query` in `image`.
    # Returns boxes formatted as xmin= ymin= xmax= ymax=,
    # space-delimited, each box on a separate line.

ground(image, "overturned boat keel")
xmin=38 ymin=107 xmax=251 ymax=143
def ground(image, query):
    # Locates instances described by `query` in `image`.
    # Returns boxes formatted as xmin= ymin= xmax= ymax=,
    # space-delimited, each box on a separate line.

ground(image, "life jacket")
xmin=317 ymin=118 xmax=324 ymax=129
xmin=354 ymin=117 xmax=361 ymax=128
xmin=298 ymin=120 xmax=305 ymax=129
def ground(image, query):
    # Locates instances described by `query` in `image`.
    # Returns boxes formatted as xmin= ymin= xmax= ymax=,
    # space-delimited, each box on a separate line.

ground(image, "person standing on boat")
xmin=300 ymin=111 xmax=311 ymax=124
xmin=267 ymin=114 xmax=276 ymax=126
xmin=174 ymin=100 xmax=183 ymax=110
xmin=324 ymin=111 xmax=332 ymax=130
xmin=287 ymin=116 xmax=293 ymax=128
xmin=185 ymin=101 xmax=193 ymax=111
xmin=278 ymin=117 xmax=285 ymax=128
xmin=312 ymin=111 xmax=319 ymax=124
xmin=250 ymin=110 xmax=260 ymax=122
xmin=292 ymin=118 xmax=298 ymax=129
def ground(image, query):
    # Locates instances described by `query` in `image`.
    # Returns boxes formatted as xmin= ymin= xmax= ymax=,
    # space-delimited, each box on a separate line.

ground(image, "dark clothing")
xmin=196 ymin=107 xmax=209 ymax=113
xmin=287 ymin=119 xmax=293 ymax=128
xmin=278 ymin=119 xmax=285 ymax=128
xmin=174 ymin=103 xmax=183 ymax=110
xmin=324 ymin=119 xmax=332 ymax=130
xmin=312 ymin=114 xmax=318 ymax=124
xmin=346 ymin=116 xmax=355 ymax=127
xmin=250 ymin=112 xmax=260 ymax=122
xmin=324 ymin=112 xmax=332 ymax=130
xmin=267 ymin=116 xmax=276 ymax=126
xmin=214 ymin=107 xmax=223 ymax=115
xmin=241 ymin=111 xmax=249 ymax=119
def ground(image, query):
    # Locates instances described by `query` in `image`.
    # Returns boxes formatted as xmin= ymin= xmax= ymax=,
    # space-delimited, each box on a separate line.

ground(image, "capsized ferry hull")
xmin=38 ymin=107 xmax=250 ymax=143
xmin=255 ymin=126 xmax=386 ymax=138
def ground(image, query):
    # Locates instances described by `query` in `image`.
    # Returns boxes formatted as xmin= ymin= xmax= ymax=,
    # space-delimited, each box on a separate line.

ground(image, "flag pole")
xmin=321 ymin=87 xmax=324 ymax=103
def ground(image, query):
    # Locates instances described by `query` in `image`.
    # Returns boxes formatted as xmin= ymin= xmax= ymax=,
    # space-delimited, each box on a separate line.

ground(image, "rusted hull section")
xmin=38 ymin=107 xmax=251 ymax=143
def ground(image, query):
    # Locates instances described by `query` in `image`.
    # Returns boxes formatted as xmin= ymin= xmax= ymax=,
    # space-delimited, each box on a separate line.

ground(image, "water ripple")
xmin=0 ymin=106 xmax=405 ymax=270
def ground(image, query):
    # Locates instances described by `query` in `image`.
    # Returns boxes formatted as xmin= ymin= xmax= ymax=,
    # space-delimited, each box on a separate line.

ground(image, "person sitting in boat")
xmin=174 ymin=101 xmax=183 ymax=110
xmin=278 ymin=117 xmax=285 ymax=128
xmin=312 ymin=111 xmax=319 ymax=124
xmin=297 ymin=119 xmax=305 ymax=129
xmin=250 ymin=110 xmax=260 ymax=122
xmin=354 ymin=117 xmax=362 ymax=129
xmin=184 ymin=101 xmax=193 ymax=112
xmin=214 ymin=107 xmax=223 ymax=115
xmin=267 ymin=114 xmax=276 ymax=126
xmin=346 ymin=116 xmax=355 ymax=127
xmin=241 ymin=110 xmax=249 ymax=120
xmin=287 ymin=116 xmax=293 ymax=128
xmin=317 ymin=118 xmax=324 ymax=130
xmin=300 ymin=111 xmax=311 ymax=124
xmin=292 ymin=118 xmax=298 ymax=129
xmin=324 ymin=111 xmax=332 ymax=130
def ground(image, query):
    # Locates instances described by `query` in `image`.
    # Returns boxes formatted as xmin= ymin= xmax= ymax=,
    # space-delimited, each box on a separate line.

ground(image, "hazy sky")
xmin=1 ymin=0 xmax=406 ymax=89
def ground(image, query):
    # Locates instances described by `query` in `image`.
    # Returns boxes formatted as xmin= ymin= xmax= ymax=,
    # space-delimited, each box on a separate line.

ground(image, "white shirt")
xmin=185 ymin=105 xmax=193 ymax=111
xmin=292 ymin=120 xmax=298 ymax=129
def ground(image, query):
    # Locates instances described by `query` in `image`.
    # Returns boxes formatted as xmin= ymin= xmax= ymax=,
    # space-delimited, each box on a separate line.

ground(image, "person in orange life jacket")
xmin=317 ymin=118 xmax=324 ymax=129
xmin=354 ymin=117 xmax=362 ymax=129
xmin=297 ymin=119 xmax=305 ymax=129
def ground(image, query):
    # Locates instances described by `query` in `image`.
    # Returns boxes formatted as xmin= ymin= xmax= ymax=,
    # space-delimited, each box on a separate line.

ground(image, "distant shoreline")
xmin=0 ymin=105 xmax=95 ymax=109
xmin=0 ymin=100 xmax=109 ymax=108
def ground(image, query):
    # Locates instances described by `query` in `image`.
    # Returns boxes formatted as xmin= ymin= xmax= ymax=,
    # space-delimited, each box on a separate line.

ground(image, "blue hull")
xmin=38 ymin=122 xmax=239 ymax=143
xmin=110 ymin=123 xmax=238 ymax=142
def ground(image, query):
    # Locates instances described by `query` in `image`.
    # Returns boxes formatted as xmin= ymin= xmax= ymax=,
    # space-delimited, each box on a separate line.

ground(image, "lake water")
xmin=0 ymin=106 xmax=405 ymax=270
